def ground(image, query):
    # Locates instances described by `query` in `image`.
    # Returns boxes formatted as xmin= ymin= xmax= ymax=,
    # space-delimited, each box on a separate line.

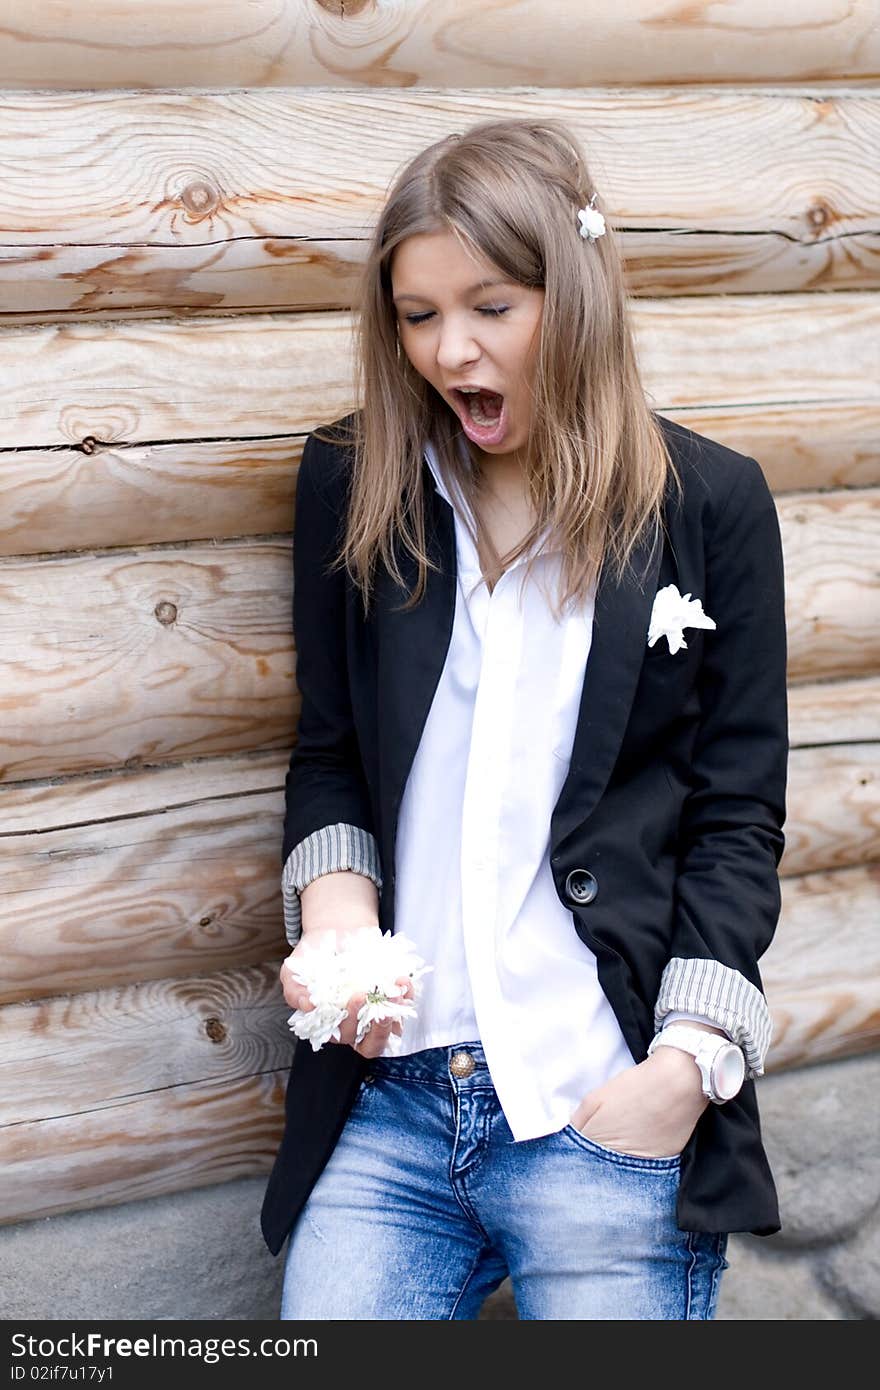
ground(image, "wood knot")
xmin=806 ymin=200 xmax=833 ymax=232
xmin=154 ymin=601 xmax=177 ymax=626
xmin=204 ymin=1017 xmax=227 ymax=1043
xmin=315 ymin=0 xmax=371 ymax=14
xmin=180 ymin=179 xmax=220 ymax=219
xmin=80 ymin=436 xmax=99 ymax=455
xmin=199 ymin=914 xmax=214 ymax=927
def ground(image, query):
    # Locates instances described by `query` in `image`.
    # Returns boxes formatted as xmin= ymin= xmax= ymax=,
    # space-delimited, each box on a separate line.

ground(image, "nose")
xmin=435 ymin=315 xmax=481 ymax=373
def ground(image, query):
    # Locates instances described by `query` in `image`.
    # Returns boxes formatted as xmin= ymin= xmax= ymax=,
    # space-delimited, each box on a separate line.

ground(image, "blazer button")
xmin=565 ymin=868 xmax=598 ymax=905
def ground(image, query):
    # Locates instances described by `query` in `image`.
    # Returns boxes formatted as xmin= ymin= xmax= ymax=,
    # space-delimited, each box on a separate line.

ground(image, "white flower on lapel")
xmin=647 ymin=583 xmax=716 ymax=655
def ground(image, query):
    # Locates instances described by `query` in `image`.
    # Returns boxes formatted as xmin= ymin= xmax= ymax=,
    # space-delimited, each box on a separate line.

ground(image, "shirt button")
xmin=450 ymin=1051 xmax=476 ymax=1078
xmin=565 ymin=868 xmax=599 ymax=905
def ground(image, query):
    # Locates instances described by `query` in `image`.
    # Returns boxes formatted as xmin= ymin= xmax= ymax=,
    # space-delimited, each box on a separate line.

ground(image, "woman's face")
xmin=391 ymin=230 xmax=545 ymax=471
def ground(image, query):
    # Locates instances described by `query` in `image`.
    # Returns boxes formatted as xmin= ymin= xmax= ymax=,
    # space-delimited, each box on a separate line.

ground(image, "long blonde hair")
xmin=313 ymin=116 xmax=681 ymax=620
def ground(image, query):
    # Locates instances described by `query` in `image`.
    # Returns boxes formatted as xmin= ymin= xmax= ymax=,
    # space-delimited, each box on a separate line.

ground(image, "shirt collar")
xmin=423 ymin=438 xmax=559 ymax=561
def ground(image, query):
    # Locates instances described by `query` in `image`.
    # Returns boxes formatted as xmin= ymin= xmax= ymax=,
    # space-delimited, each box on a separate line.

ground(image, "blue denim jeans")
xmin=280 ymin=1041 xmax=728 ymax=1320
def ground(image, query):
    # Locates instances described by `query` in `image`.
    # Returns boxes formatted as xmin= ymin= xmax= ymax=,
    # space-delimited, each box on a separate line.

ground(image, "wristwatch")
xmin=647 ymin=1024 xmax=746 ymax=1104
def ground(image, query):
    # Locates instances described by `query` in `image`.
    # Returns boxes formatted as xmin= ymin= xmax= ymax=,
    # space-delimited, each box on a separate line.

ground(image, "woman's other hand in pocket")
xmin=569 ymin=1040 xmax=716 ymax=1159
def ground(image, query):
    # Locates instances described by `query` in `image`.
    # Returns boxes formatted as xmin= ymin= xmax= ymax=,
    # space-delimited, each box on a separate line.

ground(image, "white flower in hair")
xmin=283 ymin=926 xmax=433 ymax=1053
xmin=647 ymin=583 xmax=716 ymax=655
xmin=577 ymin=193 xmax=606 ymax=241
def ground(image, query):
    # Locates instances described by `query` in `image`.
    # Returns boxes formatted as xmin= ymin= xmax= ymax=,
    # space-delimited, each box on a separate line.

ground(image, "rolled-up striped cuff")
xmin=281 ymin=822 xmax=383 ymax=950
xmin=654 ymin=957 xmax=773 ymax=1079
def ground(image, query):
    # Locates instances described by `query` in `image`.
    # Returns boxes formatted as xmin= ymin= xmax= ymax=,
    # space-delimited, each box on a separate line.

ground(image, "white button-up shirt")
xmin=386 ymin=440 xmax=638 ymax=1140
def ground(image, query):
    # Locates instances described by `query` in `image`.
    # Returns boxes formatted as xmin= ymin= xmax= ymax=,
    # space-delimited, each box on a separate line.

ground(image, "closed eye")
xmin=403 ymin=306 xmax=511 ymax=326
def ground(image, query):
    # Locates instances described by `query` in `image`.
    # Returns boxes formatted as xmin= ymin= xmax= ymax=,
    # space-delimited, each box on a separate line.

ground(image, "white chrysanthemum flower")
xmin=288 ymin=1000 xmax=349 ymax=1051
xmin=284 ymin=927 xmax=433 ymax=1052
xmin=647 ymin=583 xmax=716 ymax=655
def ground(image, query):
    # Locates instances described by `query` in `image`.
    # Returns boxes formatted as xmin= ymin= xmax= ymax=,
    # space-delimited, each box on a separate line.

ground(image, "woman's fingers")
xmin=279 ymin=969 xmax=312 ymax=1012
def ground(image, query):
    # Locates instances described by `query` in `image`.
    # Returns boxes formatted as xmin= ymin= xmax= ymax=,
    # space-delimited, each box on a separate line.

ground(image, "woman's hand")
xmin=279 ymin=924 xmax=416 ymax=1059
xmin=569 ymin=1045 xmax=711 ymax=1159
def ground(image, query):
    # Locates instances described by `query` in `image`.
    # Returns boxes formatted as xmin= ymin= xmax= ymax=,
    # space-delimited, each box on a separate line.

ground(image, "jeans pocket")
xmin=562 ymin=1123 xmax=682 ymax=1172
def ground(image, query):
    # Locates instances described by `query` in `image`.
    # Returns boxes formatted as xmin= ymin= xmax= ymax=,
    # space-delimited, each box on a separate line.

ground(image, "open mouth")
xmin=452 ymin=387 xmax=508 ymax=445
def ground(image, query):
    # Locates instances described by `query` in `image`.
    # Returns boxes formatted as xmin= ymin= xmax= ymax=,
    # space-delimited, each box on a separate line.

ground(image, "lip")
xmin=449 ymin=386 xmax=509 ymax=447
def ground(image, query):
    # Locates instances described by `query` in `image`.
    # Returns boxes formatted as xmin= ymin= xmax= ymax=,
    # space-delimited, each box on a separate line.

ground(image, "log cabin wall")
xmin=0 ymin=0 xmax=878 ymax=1317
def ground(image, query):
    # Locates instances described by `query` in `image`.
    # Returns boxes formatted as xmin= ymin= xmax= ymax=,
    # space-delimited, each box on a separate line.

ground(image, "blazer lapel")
xmin=550 ymin=526 xmax=664 ymax=852
xmin=375 ymin=460 xmax=457 ymax=911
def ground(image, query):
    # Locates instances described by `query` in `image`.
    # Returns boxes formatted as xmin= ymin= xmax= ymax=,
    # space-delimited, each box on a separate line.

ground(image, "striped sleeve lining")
xmin=281 ymin=822 xmax=383 ymax=950
xmin=654 ymin=957 xmax=773 ymax=1079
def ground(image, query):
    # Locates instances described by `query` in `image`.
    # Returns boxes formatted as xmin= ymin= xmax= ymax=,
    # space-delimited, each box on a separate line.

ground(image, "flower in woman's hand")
xmin=284 ymin=927 xmax=433 ymax=1052
xmin=290 ymin=999 xmax=350 ymax=1050
xmin=354 ymin=988 xmax=418 ymax=1047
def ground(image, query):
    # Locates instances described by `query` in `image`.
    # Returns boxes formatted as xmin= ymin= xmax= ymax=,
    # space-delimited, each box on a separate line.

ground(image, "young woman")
xmin=261 ymin=118 xmax=788 ymax=1320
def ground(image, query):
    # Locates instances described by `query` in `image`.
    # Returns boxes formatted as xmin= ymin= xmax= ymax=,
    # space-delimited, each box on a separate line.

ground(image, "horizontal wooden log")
xmin=0 ymin=541 xmax=296 ymax=783
xmin=1 ymin=404 xmax=878 ymax=561
xmin=777 ymin=488 xmax=880 ymax=683
xmin=781 ymin=744 xmax=880 ymax=878
xmin=2 ymin=848 xmax=877 ymax=1222
xmin=0 ymin=88 xmax=878 ymax=322
xmin=674 ymin=401 xmax=880 ymax=495
xmin=0 ymin=532 xmax=875 ymax=777
xmin=0 ymin=1069 xmax=287 ymax=1226
xmin=762 ymin=861 xmax=880 ymax=1071
xmin=0 ymin=488 xmax=875 ymax=782
xmin=0 ymin=961 xmax=294 ymax=1224
xmin=1 ymin=1 xmax=878 ymax=91
xmin=0 ymin=962 xmax=291 ymax=1128
xmin=0 ymin=436 xmax=303 ymax=559
xmin=0 ymin=751 xmax=289 ymax=1006
xmin=788 ymin=675 xmax=880 ymax=748
xmin=1 ymin=297 xmax=877 ymax=454
xmin=1 ymin=729 xmax=876 ymax=1005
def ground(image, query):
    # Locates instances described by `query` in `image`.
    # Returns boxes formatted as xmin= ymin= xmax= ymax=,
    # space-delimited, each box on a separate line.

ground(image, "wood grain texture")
xmin=777 ymin=488 xmax=880 ymax=684
xmin=0 ymin=731 xmax=876 ymax=1007
xmin=0 ymin=497 xmax=876 ymax=780
xmin=0 ymin=848 xmax=876 ymax=1223
xmin=0 ymin=541 xmax=296 ymax=782
xmin=0 ymin=487 xmax=875 ymax=782
xmin=679 ymin=402 xmax=880 ymax=495
xmin=0 ymin=962 xmax=290 ymax=1128
xmin=788 ymin=675 xmax=880 ymax=748
xmin=0 ymin=295 xmax=877 ymax=451
xmin=0 ymin=1069 xmax=287 ymax=1225
xmin=0 ymin=88 xmax=878 ymax=322
xmin=0 ymin=0 xmax=878 ymax=90
xmin=0 ymin=436 xmax=304 ymax=560
xmin=781 ymin=743 xmax=880 ymax=877
xmin=763 ymin=861 xmax=880 ymax=1071
xmin=0 ymin=960 xmax=292 ymax=1224
xmin=1 ymin=406 xmax=878 ymax=562
xmin=0 ymin=751 xmax=289 ymax=1006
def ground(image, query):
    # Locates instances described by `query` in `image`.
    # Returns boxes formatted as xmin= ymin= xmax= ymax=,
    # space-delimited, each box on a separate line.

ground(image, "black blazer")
xmin=261 ymin=410 xmax=788 ymax=1256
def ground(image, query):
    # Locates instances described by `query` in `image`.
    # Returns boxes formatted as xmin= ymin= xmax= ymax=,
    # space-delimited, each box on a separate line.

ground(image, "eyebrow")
xmin=392 ymin=278 xmax=515 ymax=304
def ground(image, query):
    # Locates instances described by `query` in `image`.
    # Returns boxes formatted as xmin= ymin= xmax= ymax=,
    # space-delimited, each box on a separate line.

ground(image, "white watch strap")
xmin=649 ymin=1024 xmax=724 ymax=1059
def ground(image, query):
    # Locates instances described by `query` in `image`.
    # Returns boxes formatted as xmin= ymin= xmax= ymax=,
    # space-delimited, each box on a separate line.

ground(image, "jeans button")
xmin=450 ymin=1051 xmax=476 ymax=1078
